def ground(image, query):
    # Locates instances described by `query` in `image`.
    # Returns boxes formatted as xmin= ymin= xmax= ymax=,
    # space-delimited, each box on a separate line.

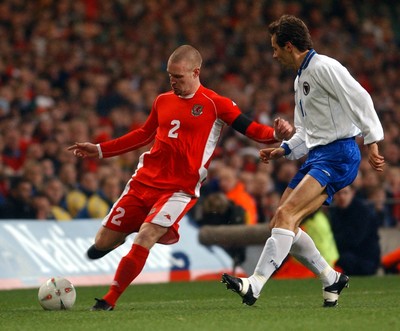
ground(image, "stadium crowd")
xmin=0 ymin=0 xmax=399 ymax=271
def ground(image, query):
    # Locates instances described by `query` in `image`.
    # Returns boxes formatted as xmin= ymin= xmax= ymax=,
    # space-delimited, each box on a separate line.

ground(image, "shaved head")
xmin=168 ymin=45 xmax=202 ymax=70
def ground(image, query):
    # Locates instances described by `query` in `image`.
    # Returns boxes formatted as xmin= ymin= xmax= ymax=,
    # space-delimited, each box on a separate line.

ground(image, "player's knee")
xmin=135 ymin=223 xmax=168 ymax=249
xmin=273 ymin=205 xmax=294 ymax=228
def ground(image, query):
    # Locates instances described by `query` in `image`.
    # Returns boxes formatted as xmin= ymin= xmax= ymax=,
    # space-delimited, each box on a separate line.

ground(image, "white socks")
xmin=290 ymin=228 xmax=337 ymax=287
xmin=249 ymin=228 xmax=295 ymax=297
xmin=248 ymin=228 xmax=338 ymax=297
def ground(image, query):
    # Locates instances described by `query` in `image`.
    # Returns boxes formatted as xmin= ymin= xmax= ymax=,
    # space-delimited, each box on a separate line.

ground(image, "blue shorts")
xmin=288 ymin=138 xmax=361 ymax=205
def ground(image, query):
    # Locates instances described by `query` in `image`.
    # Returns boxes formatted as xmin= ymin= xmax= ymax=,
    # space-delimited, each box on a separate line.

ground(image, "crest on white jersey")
xmin=303 ymin=82 xmax=310 ymax=95
xmin=191 ymin=104 xmax=203 ymax=116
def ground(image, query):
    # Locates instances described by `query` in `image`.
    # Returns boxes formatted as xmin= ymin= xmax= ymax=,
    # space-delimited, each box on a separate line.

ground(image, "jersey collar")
xmin=178 ymin=85 xmax=202 ymax=99
xmin=297 ymin=49 xmax=316 ymax=77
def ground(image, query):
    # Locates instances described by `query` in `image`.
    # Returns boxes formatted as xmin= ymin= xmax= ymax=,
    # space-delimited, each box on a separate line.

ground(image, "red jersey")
xmin=99 ymin=85 xmax=276 ymax=196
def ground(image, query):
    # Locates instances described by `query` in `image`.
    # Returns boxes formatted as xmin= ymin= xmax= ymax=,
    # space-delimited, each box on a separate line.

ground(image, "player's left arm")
xmin=317 ymin=64 xmax=385 ymax=171
xmin=231 ymin=114 xmax=293 ymax=143
xmin=317 ymin=63 xmax=384 ymax=145
xmin=367 ymin=142 xmax=385 ymax=172
xmin=215 ymin=96 xmax=293 ymax=143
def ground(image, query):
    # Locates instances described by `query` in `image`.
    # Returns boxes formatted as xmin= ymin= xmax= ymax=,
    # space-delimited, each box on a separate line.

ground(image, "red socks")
xmin=103 ymin=244 xmax=149 ymax=307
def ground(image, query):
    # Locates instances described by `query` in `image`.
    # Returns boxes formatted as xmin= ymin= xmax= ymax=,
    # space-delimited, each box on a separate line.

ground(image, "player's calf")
xmin=87 ymin=244 xmax=115 ymax=259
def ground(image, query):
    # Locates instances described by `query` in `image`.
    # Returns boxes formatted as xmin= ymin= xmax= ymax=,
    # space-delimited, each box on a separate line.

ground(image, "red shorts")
xmin=102 ymin=179 xmax=197 ymax=245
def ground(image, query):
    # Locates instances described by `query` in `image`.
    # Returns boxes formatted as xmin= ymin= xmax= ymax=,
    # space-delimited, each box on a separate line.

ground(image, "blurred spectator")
xmin=42 ymin=177 xmax=72 ymax=221
xmin=2 ymin=129 xmax=26 ymax=175
xmin=263 ymin=190 xmax=281 ymax=222
xmin=69 ymin=118 xmax=91 ymax=145
xmin=58 ymin=163 xmax=78 ymax=191
xmin=273 ymin=160 xmax=299 ymax=195
xmin=196 ymin=192 xmax=246 ymax=228
xmin=357 ymin=167 xmax=382 ymax=200
xmin=239 ymin=146 xmax=260 ymax=173
xmin=24 ymin=142 xmax=45 ymax=163
xmin=250 ymin=171 xmax=275 ymax=223
xmin=382 ymin=142 xmax=400 ymax=166
xmin=199 ymin=159 xmax=224 ymax=197
xmin=217 ymin=165 xmax=258 ymax=225
xmin=76 ymin=175 xmax=122 ymax=219
xmin=22 ymin=160 xmax=45 ymax=194
xmin=329 ymin=185 xmax=381 ymax=276
xmin=65 ymin=171 xmax=99 ymax=218
xmin=0 ymin=177 xmax=35 ymax=219
xmin=366 ymin=184 xmax=396 ymax=227
xmin=40 ymin=158 xmax=56 ymax=180
xmin=196 ymin=192 xmax=246 ymax=266
xmin=32 ymin=193 xmax=56 ymax=221
xmin=385 ymin=166 xmax=400 ymax=226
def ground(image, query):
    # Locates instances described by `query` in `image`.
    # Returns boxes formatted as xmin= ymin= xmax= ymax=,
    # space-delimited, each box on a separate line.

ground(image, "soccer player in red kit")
xmin=68 ymin=44 xmax=293 ymax=310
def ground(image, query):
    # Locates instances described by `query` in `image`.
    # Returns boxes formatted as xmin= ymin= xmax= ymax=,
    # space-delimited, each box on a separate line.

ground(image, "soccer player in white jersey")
xmin=222 ymin=15 xmax=385 ymax=307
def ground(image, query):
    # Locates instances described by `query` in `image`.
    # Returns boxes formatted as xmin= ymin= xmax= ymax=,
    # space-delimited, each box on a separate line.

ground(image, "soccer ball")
xmin=38 ymin=277 xmax=76 ymax=310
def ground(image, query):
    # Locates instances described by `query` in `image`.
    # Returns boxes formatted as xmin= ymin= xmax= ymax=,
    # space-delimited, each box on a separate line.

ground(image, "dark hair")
xmin=268 ymin=15 xmax=313 ymax=51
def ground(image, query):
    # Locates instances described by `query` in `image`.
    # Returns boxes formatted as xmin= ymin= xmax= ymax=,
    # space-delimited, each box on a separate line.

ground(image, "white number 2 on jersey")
xmin=111 ymin=207 xmax=125 ymax=226
xmin=168 ymin=120 xmax=180 ymax=138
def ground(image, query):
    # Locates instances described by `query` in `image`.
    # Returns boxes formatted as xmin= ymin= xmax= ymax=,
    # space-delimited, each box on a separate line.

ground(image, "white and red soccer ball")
xmin=38 ymin=277 xmax=76 ymax=310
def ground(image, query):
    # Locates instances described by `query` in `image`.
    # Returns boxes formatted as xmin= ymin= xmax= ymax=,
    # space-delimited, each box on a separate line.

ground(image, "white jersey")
xmin=283 ymin=50 xmax=384 ymax=160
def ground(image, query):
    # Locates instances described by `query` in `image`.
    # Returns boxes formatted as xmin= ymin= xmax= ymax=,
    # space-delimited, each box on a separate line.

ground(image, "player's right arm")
xmin=99 ymin=112 xmax=157 ymax=158
xmin=259 ymin=104 xmax=306 ymax=164
xmin=68 ymin=106 xmax=158 ymax=159
xmin=67 ymin=142 xmax=99 ymax=158
xmin=278 ymin=102 xmax=308 ymax=160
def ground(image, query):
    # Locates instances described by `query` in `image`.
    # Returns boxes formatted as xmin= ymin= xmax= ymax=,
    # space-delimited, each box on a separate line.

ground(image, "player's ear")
xmin=285 ymin=42 xmax=293 ymax=51
xmin=193 ymin=67 xmax=200 ymax=78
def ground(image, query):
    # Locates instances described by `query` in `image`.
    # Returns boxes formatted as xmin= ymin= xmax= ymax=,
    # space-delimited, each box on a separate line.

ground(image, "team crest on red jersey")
xmin=191 ymin=104 xmax=203 ymax=116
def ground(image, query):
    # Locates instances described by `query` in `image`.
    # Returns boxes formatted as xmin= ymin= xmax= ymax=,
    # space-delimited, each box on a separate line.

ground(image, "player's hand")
xmin=368 ymin=142 xmax=385 ymax=172
xmin=273 ymin=118 xmax=294 ymax=140
xmin=67 ymin=142 xmax=99 ymax=158
xmin=259 ymin=147 xmax=285 ymax=164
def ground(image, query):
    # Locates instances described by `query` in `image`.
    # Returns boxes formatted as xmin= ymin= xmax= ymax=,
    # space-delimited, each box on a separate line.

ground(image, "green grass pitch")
xmin=1 ymin=275 xmax=399 ymax=331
